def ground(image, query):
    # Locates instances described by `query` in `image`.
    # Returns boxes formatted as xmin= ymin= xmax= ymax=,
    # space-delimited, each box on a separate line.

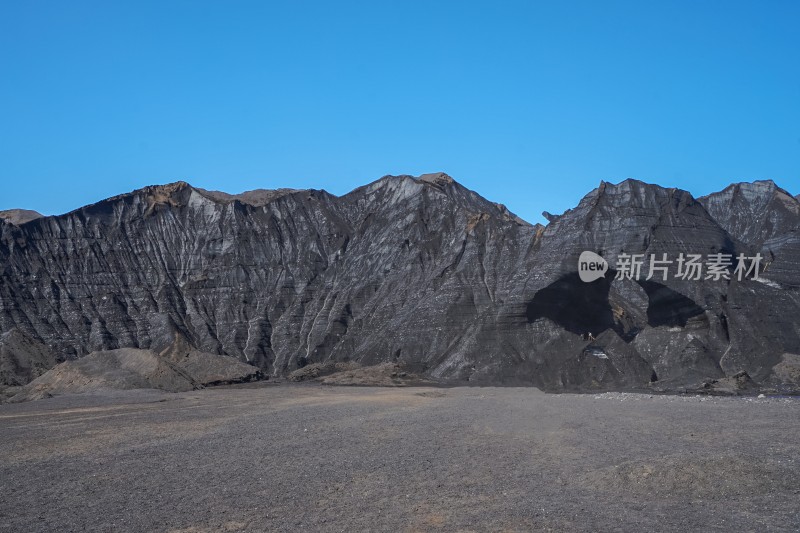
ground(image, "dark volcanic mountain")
xmin=698 ymin=180 xmax=800 ymax=247
xmin=699 ymin=181 xmax=800 ymax=288
xmin=1 ymin=174 xmax=799 ymax=397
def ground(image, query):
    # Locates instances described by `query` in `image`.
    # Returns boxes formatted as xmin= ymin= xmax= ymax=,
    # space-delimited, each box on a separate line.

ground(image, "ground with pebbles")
xmin=0 ymin=385 xmax=798 ymax=532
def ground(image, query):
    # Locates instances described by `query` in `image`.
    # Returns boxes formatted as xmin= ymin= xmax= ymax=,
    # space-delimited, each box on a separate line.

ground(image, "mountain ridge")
xmin=1 ymin=174 xmax=798 ymax=397
xmin=2 ymin=175 xmax=795 ymax=229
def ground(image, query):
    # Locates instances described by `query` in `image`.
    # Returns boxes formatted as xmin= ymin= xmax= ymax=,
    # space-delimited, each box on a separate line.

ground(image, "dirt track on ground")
xmin=1 ymin=385 xmax=798 ymax=532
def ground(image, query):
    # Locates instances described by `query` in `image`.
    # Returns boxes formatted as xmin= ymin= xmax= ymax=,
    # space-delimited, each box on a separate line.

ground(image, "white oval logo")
xmin=578 ymin=251 xmax=608 ymax=282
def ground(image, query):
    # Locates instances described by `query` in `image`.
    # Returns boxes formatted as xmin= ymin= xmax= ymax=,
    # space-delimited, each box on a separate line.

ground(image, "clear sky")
xmin=1 ymin=1 xmax=798 ymax=224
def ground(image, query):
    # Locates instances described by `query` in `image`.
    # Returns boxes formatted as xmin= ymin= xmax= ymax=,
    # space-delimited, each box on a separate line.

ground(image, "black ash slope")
xmin=1 ymin=174 xmax=798 ymax=393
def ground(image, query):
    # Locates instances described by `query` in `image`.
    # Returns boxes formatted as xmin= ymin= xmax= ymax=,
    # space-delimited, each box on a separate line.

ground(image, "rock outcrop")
xmin=699 ymin=181 xmax=800 ymax=288
xmin=698 ymin=180 xmax=799 ymax=247
xmin=0 ymin=174 xmax=798 ymax=394
xmin=9 ymin=347 xmax=262 ymax=402
xmin=0 ymin=328 xmax=56 ymax=386
xmin=0 ymin=209 xmax=43 ymax=226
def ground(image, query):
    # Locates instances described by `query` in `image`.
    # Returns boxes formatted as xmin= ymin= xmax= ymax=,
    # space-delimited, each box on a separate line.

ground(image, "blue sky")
xmin=1 ymin=1 xmax=798 ymax=223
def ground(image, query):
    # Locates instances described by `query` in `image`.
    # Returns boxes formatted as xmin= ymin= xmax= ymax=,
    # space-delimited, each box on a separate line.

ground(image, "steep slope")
xmin=267 ymin=173 xmax=542 ymax=381
xmin=0 ymin=181 xmax=350 ymax=368
xmin=699 ymin=180 xmax=800 ymax=287
xmin=0 ymin=175 xmax=798 ymax=394
xmin=476 ymin=179 xmax=738 ymax=388
xmin=698 ymin=180 xmax=800 ymax=246
xmin=0 ymin=328 xmax=56 ymax=386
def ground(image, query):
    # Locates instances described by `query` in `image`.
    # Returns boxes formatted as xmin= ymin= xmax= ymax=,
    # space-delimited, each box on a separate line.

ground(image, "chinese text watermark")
xmin=578 ymin=251 xmax=763 ymax=282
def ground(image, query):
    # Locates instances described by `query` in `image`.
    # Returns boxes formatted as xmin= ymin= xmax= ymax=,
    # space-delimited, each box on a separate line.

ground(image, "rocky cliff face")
xmin=1 ymin=174 xmax=798 ymax=393
xmin=698 ymin=180 xmax=799 ymax=247
xmin=699 ymin=181 xmax=800 ymax=288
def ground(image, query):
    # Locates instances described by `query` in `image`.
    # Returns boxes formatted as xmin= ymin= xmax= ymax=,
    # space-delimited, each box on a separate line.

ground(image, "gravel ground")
xmin=0 ymin=384 xmax=798 ymax=532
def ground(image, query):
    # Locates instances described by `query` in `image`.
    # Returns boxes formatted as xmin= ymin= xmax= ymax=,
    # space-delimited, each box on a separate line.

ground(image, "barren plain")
xmin=1 ymin=384 xmax=798 ymax=532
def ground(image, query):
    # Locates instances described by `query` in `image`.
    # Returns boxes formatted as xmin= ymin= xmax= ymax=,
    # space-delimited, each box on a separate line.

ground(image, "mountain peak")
xmin=99 ymin=180 xmax=193 ymax=204
xmin=194 ymin=187 xmax=304 ymax=207
xmin=698 ymin=180 xmax=800 ymax=246
xmin=417 ymin=172 xmax=455 ymax=188
xmin=703 ymin=180 xmax=798 ymax=205
xmin=575 ymin=179 xmax=698 ymax=215
xmin=0 ymin=209 xmax=44 ymax=225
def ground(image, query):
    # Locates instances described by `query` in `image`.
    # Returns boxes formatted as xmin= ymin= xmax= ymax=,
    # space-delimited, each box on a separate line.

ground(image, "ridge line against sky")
xmin=1 ymin=0 xmax=798 ymax=224
xmin=2 ymin=175 xmax=796 ymax=227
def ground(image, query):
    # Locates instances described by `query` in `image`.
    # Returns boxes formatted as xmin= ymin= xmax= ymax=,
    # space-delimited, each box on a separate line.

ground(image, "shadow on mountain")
xmin=526 ymin=273 xmax=707 ymax=339
xmin=637 ymin=280 xmax=705 ymax=327
xmin=526 ymin=273 xmax=616 ymax=336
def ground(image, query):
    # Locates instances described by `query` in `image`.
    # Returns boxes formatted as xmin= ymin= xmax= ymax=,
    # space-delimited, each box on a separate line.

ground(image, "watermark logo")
xmin=578 ymin=251 xmax=609 ymax=282
xmin=578 ymin=251 xmax=764 ymax=283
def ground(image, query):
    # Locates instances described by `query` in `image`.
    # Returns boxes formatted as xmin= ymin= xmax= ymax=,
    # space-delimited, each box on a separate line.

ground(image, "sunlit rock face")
xmin=0 ymin=174 xmax=798 ymax=391
xmin=0 ymin=209 xmax=43 ymax=226
xmin=699 ymin=180 xmax=800 ymax=288
xmin=698 ymin=180 xmax=800 ymax=247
